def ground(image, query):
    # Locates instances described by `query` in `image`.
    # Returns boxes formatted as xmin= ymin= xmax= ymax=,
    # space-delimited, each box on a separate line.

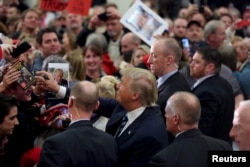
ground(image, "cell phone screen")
xmin=182 ymin=38 xmax=190 ymax=51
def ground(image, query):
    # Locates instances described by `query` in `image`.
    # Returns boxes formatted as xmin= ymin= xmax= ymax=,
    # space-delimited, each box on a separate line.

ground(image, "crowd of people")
xmin=0 ymin=0 xmax=250 ymax=167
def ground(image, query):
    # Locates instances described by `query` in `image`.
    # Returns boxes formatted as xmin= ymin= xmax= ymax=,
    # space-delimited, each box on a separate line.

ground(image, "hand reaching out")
xmin=35 ymin=71 xmax=60 ymax=94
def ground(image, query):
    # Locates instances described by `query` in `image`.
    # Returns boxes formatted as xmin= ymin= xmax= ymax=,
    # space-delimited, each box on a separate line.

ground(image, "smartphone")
xmin=11 ymin=41 xmax=31 ymax=58
xmin=182 ymin=38 xmax=190 ymax=52
xmin=98 ymin=12 xmax=109 ymax=21
xmin=192 ymin=0 xmax=204 ymax=13
xmin=236 ymin=19 xmax=250 ymax=29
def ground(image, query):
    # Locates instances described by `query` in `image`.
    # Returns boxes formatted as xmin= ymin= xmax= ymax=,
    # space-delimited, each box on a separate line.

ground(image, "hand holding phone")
xmin=11 ymin=42 xmax=31 ymax=58
xmin=182 ymin=38 xmax=190 ymax=52
xmin=236 ymin=19 xmax=250 ymax=29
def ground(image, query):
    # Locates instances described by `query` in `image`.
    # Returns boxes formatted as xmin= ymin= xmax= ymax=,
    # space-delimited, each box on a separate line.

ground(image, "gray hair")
xmin=204 ymin=20 xmax=225 ymax=40
xmin=166 ymin=91 xmax=201 ymax=125
xmin=86 ymin=33 xmax=108 ymax=53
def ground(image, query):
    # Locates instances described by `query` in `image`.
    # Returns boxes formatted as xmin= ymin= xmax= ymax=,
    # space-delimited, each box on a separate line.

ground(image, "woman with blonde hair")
xmin=93 ymin=75 xmax=119 ymax=131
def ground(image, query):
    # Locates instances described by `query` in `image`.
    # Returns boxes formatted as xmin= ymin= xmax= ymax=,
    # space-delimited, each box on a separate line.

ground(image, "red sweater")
xmin=102 ymin=52 xmax=117 ymax=75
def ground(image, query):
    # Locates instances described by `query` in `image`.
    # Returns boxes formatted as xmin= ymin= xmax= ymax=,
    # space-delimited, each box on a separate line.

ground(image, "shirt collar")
xmin=192 ymin=73 xmax=215 ymax=89
xmin=69 ymin=119 xmax=90 ymax=126
xmin=127 ymin=106 xmax=146 ymax=125
xmin=157 ymin=70 xmax=178 ymax=88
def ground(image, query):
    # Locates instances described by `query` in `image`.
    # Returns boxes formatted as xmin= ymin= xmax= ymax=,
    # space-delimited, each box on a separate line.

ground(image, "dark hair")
xmin=0 ymin=93 xmax=19 ymax=123
xmin=196 ymin=46 xmax=221 ymax=73
xmin=36 ymin=27 xmax=59 ymax=45
xmin=83 ymin=45 xmax=103 ymax=58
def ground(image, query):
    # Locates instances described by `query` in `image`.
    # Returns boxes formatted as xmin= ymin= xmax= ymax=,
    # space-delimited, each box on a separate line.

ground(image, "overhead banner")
xmin=40 ymin=0 xmax=92 ymax=16
xmin=40 ymin=0 xmax=68 ymax=11
xmin=66 ymin=0 xmax=92 ymax=16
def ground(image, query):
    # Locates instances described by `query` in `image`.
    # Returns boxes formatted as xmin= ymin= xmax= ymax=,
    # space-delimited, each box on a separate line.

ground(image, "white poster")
xmin=120 ymin=0 xmax=168 ymax=46
xmin=48 ymin=63 xmax=69 ymax=87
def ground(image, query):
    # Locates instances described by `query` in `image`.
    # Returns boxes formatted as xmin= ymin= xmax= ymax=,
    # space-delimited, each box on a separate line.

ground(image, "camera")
xmin=98 ymin=12 xmax=109 ymax=21
xmin=57 ymin=25 xmax=67 ymax=42
xmin=199 ymin=6 xmax=205 ymax=13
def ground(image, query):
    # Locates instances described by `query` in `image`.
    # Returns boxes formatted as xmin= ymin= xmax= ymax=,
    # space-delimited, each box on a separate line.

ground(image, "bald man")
xmin=149 ymin=91 xmax=232 ymax=167
xmin=120 ymin=32 xmax=141 ymax=63
xmin=120 ymin=32 xmax=141 ymax=53
xmin=230 ymin=100 xmax=250 ymax=150
xmin=38 ymin=81 xmax=119 ymax=167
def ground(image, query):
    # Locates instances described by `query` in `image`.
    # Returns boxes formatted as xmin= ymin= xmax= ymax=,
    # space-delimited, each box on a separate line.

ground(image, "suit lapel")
xmin=106 ymin=110 xmax=126 ymax=136
xmin=116 ymin=108 xmax=151 ymax=145
xmin=192 ymin=74 xmax=218 ymax=91
xmin=158 ymin=72 xmax=179 ymax=92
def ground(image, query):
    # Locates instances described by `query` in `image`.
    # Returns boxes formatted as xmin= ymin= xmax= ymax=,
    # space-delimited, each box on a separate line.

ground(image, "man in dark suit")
xmin=149 ymin=91 xmax=232 ymax=167
xmin=96 ymin=68 xmax=169 ymax=167
xmin=37 ymin=81 xmax=119 ymax=167
xmin=190 ymin=46 xmax=235 ymax=143
xmin=148 ymin=38 xmax=190 ymax=117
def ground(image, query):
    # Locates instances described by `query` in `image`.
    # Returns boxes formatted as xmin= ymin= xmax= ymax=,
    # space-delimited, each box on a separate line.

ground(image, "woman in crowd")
xmin=83 ymin=44 xmax=106 ymax=82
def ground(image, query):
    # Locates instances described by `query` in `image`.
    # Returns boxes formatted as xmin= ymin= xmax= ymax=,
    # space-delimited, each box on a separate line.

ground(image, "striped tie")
xmin=116 ymin=115 xmax=128 ymax=137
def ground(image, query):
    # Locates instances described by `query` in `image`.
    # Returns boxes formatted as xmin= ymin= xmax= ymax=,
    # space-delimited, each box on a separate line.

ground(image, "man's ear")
xmin=173 ymin=114 xmax=180 ymax=126
xmin=68 ymin=97 xmax=73 ymax=108
xmin=94 ymin=101 xmax=100 ymax=111
xmin=205 ymin=63 xmax=215 ymax=74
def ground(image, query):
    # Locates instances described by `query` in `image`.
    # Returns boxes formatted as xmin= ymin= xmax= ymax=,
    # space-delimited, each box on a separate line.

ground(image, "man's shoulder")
xmin=47 ymin=123 xmax=114 ymax=142
xmin=135 ymin=107 xmax=167 ymax=136
xmin=199 ymin=134 xmax=232 ymax=149
xmin=160 ymin=72 xmax=190 ymax=91
xmin=196 ymin=75 xmax=230 ymax=88
xmin=155 ymin=132 xmax=231 ymax=154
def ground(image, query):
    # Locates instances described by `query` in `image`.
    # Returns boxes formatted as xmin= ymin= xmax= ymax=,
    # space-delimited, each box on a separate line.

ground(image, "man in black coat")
xmin=190 ymin=46 xmax=235 ymax=143
xmin=38 ymin=81 xmax=119 ymax=167
xmin=149 ymin=91 xmax=232 ymax=167
xmin=148 ymin=38 xmax=191 ymax=117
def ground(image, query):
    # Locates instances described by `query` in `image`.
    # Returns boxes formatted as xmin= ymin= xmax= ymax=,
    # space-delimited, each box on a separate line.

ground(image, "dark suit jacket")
xmin=96 ymin=99 xmax=169 ymax=167
xmin=37 ymin=120 xmax=119 ymax=167
xmin=157 ymin=71 xmax=191 ymax=116
xmin=149 ymin=129 xmax=232 ymax=167
xmin=192 ymin=74 xmax=235 ymax=143
xmin=59 ymin=79 xmax=68 ymax=87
